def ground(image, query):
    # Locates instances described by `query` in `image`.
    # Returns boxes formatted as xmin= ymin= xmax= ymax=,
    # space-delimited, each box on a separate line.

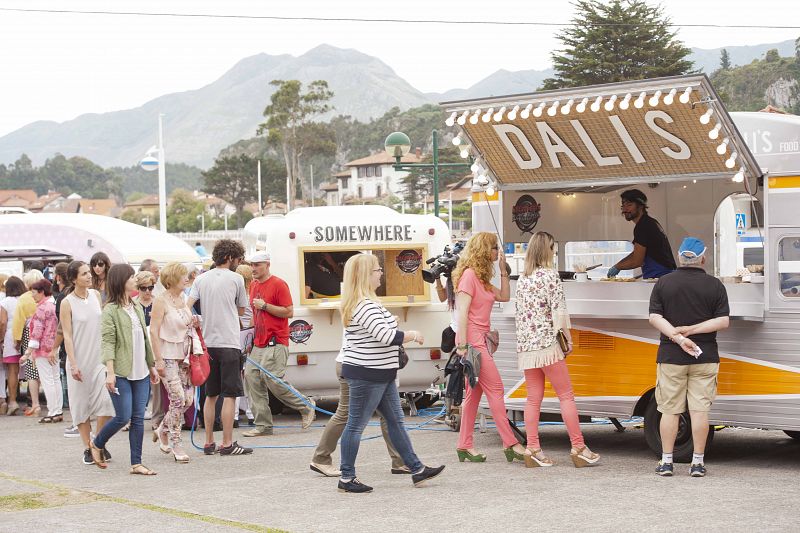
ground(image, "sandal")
xmin=52 ymin=414 xmax=64 ymax=423
xmin=570 ymin=446 xmax=600 ymax=468
xmin=24 ymin=406 xmax=42 ymax=417
xmin=38 ymin=416 xmax=54 ymax=424
xmin=89 ymin=441 xmax=107 ymax=469
xmin=172 ymin=445 xmax=190 ymax=464
xmin=524 ymin=448 xmax=554 ymax=468
xmin=130 ymin=464 xmax=157 ymax=476
xmin=153 ymin=428 xmax=171 ymax=454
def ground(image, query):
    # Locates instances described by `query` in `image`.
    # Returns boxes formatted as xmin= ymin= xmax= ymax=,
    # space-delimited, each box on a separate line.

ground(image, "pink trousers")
xmin=523 ymin=359 xmax=584 ymax=449
xmin=457 ymin=348 xmax=519 ymax=449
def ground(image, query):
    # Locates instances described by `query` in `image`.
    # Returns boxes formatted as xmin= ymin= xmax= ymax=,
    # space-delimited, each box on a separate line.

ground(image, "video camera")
xmin=422 ymin=241 xmax=465 ymax=284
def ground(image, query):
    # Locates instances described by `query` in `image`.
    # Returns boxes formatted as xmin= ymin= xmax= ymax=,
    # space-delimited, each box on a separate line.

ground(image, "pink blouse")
xmin=28 ymin=298 xmax=58 ymax=358
xmin=457 ymin=268 xmax=496 ymax=349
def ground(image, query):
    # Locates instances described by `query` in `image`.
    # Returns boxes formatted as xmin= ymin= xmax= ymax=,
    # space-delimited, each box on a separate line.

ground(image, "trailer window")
xmin=777 ymin=237 xmax=800 ymax=298
xmin=300 ymin=247 xmax=429 ymax=304
xmin=564 ymin=241 xmax=634 ymax=277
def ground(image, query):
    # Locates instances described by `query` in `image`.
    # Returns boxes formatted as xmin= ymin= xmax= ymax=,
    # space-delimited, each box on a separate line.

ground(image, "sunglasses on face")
xmin=138 ymin=285 xmax=155 ymax=292
xmin=94 ymin=261 xmax=106 ymax=267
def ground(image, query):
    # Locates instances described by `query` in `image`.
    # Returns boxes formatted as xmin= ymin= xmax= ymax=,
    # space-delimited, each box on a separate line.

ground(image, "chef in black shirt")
xmin=607 ymin=189 xmax=676 ymax=279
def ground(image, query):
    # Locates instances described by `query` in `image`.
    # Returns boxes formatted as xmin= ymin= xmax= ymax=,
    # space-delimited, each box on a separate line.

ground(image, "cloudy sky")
xmin=1 ymin=0 xmax=798 ymax=137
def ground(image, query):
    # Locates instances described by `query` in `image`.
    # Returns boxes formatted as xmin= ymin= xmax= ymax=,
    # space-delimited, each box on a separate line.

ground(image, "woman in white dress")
xmin=61 ymin=261 xmax=115 ymax=465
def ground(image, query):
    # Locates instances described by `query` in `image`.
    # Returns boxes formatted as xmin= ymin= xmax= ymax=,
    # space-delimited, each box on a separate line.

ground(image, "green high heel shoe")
xmin=456 ymin=449 xmax=487 ymax=462
xmin=503 ymin=446 xmax=525 ymax=463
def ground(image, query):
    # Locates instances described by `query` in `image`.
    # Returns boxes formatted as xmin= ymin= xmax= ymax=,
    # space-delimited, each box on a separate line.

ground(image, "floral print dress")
xmin=515 ymin=268 xmax=571 ymax=370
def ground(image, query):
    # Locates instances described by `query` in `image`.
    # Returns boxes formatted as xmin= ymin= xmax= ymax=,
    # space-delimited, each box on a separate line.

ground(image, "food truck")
xmin=242 ymin=206 xmax=453 ymax=401
xmin=0 ymin=213 xmax=199 ymax=269
xmin=443 ymin=74 xmax=800 ymax=460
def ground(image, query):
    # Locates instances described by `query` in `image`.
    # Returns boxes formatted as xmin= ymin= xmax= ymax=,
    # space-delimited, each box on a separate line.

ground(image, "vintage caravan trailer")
xmin=242 ymin=205 xmax=453 ymax=399
xmin=444 ymin=74 xmax=800 ymax=460
xmin=0 ymin=213 xmax=199 ymax=269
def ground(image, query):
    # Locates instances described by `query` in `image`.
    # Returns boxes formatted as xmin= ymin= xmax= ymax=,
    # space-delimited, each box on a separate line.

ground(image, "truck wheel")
xmin=784 ymin=430 xmax=800 ymax=440
xmin=643 ymin=396 xmax=714 ymax=463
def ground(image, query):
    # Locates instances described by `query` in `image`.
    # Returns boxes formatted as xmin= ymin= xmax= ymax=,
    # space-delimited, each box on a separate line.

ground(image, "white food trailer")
xmin=443 ymin=74 xmax=800 ymax=460
xmin=243 ymin=205 xmax=453 ymax=400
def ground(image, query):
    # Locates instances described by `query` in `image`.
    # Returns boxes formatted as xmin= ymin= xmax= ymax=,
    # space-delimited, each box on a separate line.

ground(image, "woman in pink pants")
xmin=515 ymin=232 xmax=599 ymax=468
xmin=453 ymin=232 xmax=525 ymax=463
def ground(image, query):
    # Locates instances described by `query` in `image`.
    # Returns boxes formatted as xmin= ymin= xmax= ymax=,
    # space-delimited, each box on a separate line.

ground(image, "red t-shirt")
xmin=250 ymin=276 xmax=293 ymax=347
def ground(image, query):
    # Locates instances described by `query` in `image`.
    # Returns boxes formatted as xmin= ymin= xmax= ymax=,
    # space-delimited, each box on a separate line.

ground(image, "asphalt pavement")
xmin=1 ymin=407 xmax=798 ymax=533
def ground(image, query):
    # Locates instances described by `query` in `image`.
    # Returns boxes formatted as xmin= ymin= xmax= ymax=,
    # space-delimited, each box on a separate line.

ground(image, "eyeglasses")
xmin=139 ymin=285 xmax=155 ymax=292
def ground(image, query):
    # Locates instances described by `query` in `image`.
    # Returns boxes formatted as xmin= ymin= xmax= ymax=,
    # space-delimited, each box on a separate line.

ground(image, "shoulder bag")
xmin=190 ymin=326 xmax=211 ymax=386
xmin=398 ymin=345 xmax=409 ymax=369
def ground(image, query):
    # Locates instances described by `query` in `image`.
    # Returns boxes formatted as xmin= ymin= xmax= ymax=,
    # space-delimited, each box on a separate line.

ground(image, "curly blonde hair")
xmin=452 ymin=232 xmax=498 ymax=290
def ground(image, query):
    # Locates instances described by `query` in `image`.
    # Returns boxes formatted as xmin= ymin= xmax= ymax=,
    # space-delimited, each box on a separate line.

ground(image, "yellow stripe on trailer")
xmin=508 ymin=329 xmax=800 ymax=400
xmin=768 ymin=176 xmax=800 ymax=189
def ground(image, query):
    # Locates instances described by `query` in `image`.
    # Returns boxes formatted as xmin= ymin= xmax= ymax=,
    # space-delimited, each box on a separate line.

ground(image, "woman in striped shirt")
xmin=337 ymin=253 xmax=445 ymax=493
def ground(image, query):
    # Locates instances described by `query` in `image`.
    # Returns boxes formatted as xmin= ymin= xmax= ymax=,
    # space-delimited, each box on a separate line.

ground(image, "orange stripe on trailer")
xmin=508 ymin=329 xmax=800 ymax=399
xmin=768 ymin=176 xmax=800 ymax=189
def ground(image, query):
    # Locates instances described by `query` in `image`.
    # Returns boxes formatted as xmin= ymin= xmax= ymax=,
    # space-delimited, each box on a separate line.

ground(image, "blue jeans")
xmin=339 ymin=378 xmax=423 ymax=480
xmin=94 ymin=376 xmax=151 ymax=465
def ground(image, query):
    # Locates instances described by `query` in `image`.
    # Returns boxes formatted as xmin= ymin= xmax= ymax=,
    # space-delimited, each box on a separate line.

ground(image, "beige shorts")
xmin=655 ymin=363 xmax=719 ymax=415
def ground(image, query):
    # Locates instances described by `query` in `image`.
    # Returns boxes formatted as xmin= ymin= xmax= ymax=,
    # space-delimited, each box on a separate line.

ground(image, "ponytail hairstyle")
xmin=63 ymin=261 xmax=86 ymax=296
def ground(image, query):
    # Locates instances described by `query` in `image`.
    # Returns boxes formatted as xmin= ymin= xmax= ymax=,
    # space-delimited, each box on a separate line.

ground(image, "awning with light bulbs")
xmin=441 ymin=74 xmax=762 ymax=191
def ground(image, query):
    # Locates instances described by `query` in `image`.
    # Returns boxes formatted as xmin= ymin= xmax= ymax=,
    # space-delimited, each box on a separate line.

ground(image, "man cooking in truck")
xmin=607 ymin=189 xmax=676 ymax=279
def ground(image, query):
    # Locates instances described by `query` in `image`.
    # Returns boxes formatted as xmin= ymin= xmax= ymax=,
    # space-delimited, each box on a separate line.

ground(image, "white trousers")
xmin=35 ymin=358 xmax=63 ymax=417
xmin=0 ymin=362 xmax=6 ymax=400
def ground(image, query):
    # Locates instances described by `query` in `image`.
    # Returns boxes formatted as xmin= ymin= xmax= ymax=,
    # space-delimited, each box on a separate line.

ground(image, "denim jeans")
xmin=339 ymin=378 xmax=423 ymax=480
xmin=94 ymin=376 xmax=151 ymax=465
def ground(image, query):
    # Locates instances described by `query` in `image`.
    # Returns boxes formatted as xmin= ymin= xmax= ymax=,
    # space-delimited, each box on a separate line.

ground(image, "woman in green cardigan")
xmin=89 ymin=264 xmax=161 ymax=475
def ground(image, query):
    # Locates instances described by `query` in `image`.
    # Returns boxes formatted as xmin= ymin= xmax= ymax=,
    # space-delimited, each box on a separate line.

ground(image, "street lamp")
xmin=197 ymin=213 xmax=204 ymax=234
xmin=384 ymin=130 xmax=473 ymax=217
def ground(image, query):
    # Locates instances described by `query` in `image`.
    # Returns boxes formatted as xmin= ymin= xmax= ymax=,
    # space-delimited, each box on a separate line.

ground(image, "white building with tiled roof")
xmin=337 ymin=149 xmax=422 ymax=201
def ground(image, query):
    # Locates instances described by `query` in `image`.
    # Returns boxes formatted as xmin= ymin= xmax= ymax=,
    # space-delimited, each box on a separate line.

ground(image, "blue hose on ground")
xmin=188 ymin=357 xmax=448 ymax=450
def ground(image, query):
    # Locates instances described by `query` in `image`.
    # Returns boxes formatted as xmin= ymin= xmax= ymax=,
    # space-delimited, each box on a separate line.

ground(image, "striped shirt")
xmin=341 ymin=298 xmax=404 ymax=382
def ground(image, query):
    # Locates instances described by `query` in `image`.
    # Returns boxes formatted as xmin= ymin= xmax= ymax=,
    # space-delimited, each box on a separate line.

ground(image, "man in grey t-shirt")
xmin=187 ymin=240 xmax=252 ymax=456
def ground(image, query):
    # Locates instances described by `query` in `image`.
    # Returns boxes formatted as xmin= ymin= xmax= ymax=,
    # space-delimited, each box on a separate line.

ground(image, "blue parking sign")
xmin=736 ymin=213 xmax=746 ymax=236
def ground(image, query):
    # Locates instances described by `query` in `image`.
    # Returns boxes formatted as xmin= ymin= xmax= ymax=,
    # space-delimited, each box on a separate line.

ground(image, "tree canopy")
xmin=257 ymin=80 xmax=336 ymax=208
xmin=542 ymin=0 xmax=694 ymax=89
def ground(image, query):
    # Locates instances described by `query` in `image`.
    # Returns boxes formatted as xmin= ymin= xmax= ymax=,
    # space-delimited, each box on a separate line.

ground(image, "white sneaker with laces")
xmin=64 ymin=425 xmax=80 ymax=438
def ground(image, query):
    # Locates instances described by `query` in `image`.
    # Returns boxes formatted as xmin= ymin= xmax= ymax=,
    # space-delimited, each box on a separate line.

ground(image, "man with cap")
xmin=607 ymin=189 xmax=676 ymax=279
xmin=648 ymin=237 xmax=730 ymax=477
xmin=242 ymin=251 xmax=316 ymax=437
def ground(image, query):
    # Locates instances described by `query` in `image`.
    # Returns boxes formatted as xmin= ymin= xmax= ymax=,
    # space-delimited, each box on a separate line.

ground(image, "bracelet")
xmin=456 ymin=343 xmax=467 ymax=350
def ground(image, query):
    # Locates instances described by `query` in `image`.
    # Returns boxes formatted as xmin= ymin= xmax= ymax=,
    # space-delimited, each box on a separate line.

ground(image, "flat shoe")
xmin=89 ymin=441 xmax=107 ymax=469
xmin=130 ymin=464 xmax=157 ymax=475
xmin=38 ymin=416 xmax=54 ymax=424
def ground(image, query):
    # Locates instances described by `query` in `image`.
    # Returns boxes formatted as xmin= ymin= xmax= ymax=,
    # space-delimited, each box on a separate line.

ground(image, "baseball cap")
xmin=678 ymin=237 xmax=706 ymax=258
xmin=246 ymin=251 xmax=271 ymax=263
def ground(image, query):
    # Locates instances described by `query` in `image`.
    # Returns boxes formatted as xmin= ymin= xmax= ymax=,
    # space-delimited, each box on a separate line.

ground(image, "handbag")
xmin=398 ymin=345 xmax=409 ymax=369
xmin=189 ymin=326 xmax=211 ymax=386
xmin=556 ymin=329 xmax=570 ymax=355
xmin=484 ymin=329 xmax=500 ymax=355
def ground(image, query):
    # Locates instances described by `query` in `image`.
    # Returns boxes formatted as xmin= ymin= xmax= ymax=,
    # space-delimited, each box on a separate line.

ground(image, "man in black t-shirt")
xmin=608 ymin=189 xmax=676 ymax=279
xmin=648 ymin=237 xmax=730 ymax=478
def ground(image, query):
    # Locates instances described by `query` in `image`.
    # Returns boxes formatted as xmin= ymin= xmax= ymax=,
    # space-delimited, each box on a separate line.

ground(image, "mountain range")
xmin=0 ymin=40 xmax=794 ymax=169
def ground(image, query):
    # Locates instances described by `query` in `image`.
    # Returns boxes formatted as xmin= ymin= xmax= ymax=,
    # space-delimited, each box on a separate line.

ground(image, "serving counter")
xmin=497 ymin=278 xmax=764 ymax=321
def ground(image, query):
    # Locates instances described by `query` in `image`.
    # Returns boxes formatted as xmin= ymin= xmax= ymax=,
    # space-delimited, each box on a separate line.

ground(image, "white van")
xmin=243 ymin=205 xmax=454 ymax=397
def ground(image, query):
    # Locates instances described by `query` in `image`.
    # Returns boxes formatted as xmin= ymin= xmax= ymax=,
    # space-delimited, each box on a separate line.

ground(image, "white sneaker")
xmin=301 ymin=399 xmax=316 ymax=430
xmin=63 ymin=425 xmax=80 ymax=438
xmin=310 ymin=462 xmax=341 ymax=477
xmin=144 ymin=409 xmax=152 ymax=420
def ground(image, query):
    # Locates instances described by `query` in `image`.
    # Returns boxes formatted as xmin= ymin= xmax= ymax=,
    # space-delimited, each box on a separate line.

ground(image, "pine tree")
xmin=542 ymin=0 xmax=694 ymax=89
xmin=720 ymin=48 xmax=731 ymax=70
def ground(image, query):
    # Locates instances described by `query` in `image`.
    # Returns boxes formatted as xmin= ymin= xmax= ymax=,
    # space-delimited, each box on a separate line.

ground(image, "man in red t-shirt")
xmin=242 ymin=252 xmax=316 ymax=437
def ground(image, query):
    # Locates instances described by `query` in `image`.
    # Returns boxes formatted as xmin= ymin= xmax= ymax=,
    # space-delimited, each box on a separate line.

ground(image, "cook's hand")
xmin=105 ymin=372 xmax=116 ymax=394
xmin=607 ymin=265 xmax=620 ymax=278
